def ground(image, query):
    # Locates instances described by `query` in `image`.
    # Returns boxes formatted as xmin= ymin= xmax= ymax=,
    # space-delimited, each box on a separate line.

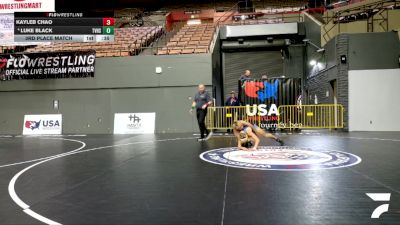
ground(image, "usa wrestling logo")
xmin=199 ymin=146 xmax=361 ymax=171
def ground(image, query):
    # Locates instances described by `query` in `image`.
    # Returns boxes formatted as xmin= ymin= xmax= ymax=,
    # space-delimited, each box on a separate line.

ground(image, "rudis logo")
xmin=128 ymin=114 xmax=141 ymax=123
xmin=127 ymin=114 xmax=142 ymax=129
xmin=0 ymin=58 xmax=7 ymax=69
xmin=25 ymin=120 xmax=40 ymax=130
xmin=244 ymin=80 xmax=279 ymax=101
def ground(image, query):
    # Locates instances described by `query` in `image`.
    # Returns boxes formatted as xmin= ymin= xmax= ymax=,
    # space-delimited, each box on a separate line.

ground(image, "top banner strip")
xmin=0 ymin=0 xmax=55 ymax=14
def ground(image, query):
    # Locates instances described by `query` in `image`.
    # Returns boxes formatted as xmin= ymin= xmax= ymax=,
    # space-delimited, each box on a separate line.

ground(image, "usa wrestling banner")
xmin=0 ymin=50 xmax=96 ymax=81
xmin=238 ymin=78 xmax=302 ymax=130
xmin=238 ymin=78 xmax=302 ymax=106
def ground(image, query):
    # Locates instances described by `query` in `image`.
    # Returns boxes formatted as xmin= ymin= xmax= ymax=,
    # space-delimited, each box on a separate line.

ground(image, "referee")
xmin=190 ymin=84 xmax=213 ymax=141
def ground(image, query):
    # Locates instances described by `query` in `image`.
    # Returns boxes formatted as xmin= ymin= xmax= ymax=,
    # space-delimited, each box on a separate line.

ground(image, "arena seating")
xmin=0 ymin=46 xmax=15 ymax=54
xmin=24 ymin=26 xmax=163 ymax=57
xmin=220 ymin=17 xmax=285 ymax=26
xmin=157 ymin=23 xmax=215 ymax=55
xmin=254 ymin=0 xmax=307 ymax=9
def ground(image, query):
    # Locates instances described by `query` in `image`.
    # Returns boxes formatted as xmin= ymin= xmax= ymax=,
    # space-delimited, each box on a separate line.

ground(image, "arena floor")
xmin=0 ymin=132 xmax=399 ymax=225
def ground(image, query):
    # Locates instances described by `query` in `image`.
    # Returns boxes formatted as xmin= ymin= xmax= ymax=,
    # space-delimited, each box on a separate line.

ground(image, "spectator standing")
xmin=225 ymin=91 xmax=240 ymax=133
xmin=239 ymin=70 xmax=252 ymax=81
xmin=225 ymin=91 xmax=240 ymax=106
xmin=261 ymin=74 xmax=268 ymax=81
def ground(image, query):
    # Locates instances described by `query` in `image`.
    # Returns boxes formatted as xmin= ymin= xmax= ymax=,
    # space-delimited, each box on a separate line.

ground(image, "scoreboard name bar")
xmin=15 ymin=18 xmax=115 ymax=26
xmin=14 ymin=35 xmax=114 ymax=42
xmin=15 ymin=26 xmax=114 ymax=35
xmin=14 ymin=12 xmax=114 ymax=18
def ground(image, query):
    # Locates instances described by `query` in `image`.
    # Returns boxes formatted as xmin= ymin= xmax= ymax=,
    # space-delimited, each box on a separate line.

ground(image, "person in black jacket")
xmin=190 ymin=84 xmax=213 ymax=141
xmin=225 ymin=91 xmax=240 ymax=133
xmin=225 ymin=91 xmax=240 ymax=106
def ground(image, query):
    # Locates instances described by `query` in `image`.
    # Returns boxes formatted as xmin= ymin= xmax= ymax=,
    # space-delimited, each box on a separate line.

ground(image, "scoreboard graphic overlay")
xmin=14 ymin=12 xmax=115 ymax=43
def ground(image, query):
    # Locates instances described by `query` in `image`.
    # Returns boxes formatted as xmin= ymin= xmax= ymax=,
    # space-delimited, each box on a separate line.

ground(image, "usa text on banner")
xmin=23 ymin=114 xmax=62 ymax=135
xmin=114 ymin=113 xmax=156 ymax=134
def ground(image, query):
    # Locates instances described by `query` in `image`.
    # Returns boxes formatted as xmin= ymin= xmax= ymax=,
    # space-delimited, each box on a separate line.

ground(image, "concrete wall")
xmin=304 ymin=14 xmax=321 ymax=47
xmin=211 ymin=31 xmax=223 ymax=106
xmin=348 ymin=32 xmax=400 ymax=70
xmin=283 ymin=45 xmax=305 ymax=79
xmin=304 ymin=13 xmax=322 ymax=101
xmin=0 ymin=54 xmax=212 ymax=134
xmin=306 ymin=32 xmax=400 ymax=130
xmin=349 ymin=69 xmax=400 ymax=131
xmin=306 ymin=34 xmax=349 ymax=128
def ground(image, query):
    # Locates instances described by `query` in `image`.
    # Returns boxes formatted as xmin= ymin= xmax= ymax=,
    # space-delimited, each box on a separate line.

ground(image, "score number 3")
xmin=102 ymin=18 xmax=115 ymax=26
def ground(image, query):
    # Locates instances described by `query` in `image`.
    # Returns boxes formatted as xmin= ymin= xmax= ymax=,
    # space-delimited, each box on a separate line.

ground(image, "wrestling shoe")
xmin=203 ymin=131 xmax=213 ymax=141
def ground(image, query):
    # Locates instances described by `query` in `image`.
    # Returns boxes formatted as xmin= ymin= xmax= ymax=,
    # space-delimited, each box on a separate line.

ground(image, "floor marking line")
xmin=221 ymin=167 xmax=229 ymax=225
xmin=47 ymin=137 xmax=197 ymax=158
xmin=8 ymin=138 xmax=86 ymax=225
xmin=24 ymin=209 xmax=61 ymax=225
xmin=210 ymin=134 xmax=400 ymax=142
xmin=9 ymin=137 xmax=196 ymax=225
xmin=24 ymin=135 xmax=87 ymax=137
xmin=11 ymin=134 xmax=395 ymax=225
xmin=0 ymin=135 xmax=13 ymax=138
xmin=0 ymin=137 xmax=192 ymax=168
xmin=343 ymin=136 xmax=400 ymax=142
xmin=0 ymin=138 xmax=87 ymax=169
xmin=348 ymin=168 xmax=400 ymax=195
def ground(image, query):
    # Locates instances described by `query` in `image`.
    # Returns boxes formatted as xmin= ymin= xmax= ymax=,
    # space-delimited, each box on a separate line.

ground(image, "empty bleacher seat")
xmin=23 ymin=26 xmax=164 ymax=57
xmin=162 ymin=23 xmax=215 ymax=55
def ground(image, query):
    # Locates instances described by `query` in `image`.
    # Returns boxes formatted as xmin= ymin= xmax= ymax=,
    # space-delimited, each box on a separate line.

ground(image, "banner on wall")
xmin=23 ymin=114 xmax=62 ymax=135
xmin=0 ymin=0 xmax=55 ymax=13
xmin=238 ymin=78 xmax=302 ymax=106
xmin=238 ymin=78 xmax=302 ymax=130
xmin=114 ymin=113 xmax=156 ymax=134
xmin=0 ymin=50 xmax=96 ymax=81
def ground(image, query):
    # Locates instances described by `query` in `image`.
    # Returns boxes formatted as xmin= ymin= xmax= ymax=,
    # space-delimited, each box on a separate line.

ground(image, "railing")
xmin=205 ymin=104 xmax=344 ymax=130
xmin=322 ymin=0 xmax=398 ymax=45
xmin=278 ymin=104 xmax=344 ymax=129
xmin=206 ymin=106 xmax=260 ymax=130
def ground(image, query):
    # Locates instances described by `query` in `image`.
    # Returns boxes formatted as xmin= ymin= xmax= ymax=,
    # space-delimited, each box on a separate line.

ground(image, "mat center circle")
xmin=200 ymin=146 xmax=362 ymax=171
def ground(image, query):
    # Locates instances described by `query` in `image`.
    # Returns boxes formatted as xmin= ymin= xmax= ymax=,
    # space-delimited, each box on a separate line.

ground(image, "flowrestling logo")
xmin=200 ymin=146 xmax=362 ymax=171
xmin=0 ymin=51 xmax=96 ymax=80
xmin=0 ymin=57 xmax=7 ymax=69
